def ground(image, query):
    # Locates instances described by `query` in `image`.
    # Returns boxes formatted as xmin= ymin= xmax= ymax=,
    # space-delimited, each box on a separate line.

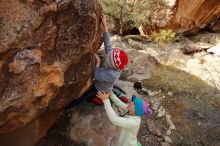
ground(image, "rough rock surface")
xmin=0 ymin=0 xmax=102 ymax=144
xmin=140 ymin=0 xmax=220 ymax=35
xmin=169 ymin=0 xmax=220 ymax=34
xmin=36 ymin=103 xmax=119 ymax=146
xmin=69 ymin=105 xmax=119 ymax=146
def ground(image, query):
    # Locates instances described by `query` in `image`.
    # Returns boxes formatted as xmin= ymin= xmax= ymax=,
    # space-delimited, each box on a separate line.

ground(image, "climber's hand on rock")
xmin=94 ymin=53 xmax=101 ymax=67
xmin=101 ymin=15 xmax=108 ymax=32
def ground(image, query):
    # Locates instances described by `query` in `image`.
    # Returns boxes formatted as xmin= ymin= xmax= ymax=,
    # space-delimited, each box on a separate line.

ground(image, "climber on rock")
xmin=66 ymin=15 xmax=128 ymax=108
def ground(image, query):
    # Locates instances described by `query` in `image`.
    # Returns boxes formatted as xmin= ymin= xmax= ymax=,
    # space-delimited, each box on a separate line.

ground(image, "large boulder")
xmin=35 ymin=103 xmax=119 ymax=146
xmin=0 ymin=0 xmax=102 ymax=143
xmin=168 ymin=0 xmax=220 ymax=34
xmin=141 ymin=0 xmax=220 ymax=35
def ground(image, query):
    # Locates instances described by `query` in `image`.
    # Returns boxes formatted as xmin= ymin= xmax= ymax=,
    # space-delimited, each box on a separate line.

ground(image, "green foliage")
xmin=209 ymin=37 xmax=220 ymax=45
xmin=100 ymin=0 xmax=167 ymax=35
xmin=152 ymin=29 xmax=178 ymax=44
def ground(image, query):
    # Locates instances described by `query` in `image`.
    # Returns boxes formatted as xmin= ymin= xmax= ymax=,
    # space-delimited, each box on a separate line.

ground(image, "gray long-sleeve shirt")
xmin=94 ymin=32 xmax=121 ymax=92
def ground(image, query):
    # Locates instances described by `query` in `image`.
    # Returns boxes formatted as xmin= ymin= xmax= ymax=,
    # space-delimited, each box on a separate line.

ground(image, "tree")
xmin=99 ymin=0 xmax=169 ymax=35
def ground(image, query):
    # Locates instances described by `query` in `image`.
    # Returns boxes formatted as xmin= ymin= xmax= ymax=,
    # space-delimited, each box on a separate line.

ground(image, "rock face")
xmin=69 ymin=104 xmax=119 ymax=146
xmin=0 ymin=0 xmax=102 ymax=139
xmin=36 ymin=103 xmax=119 ymax=146
xmin=141 ymin=0 xmax=220 ymax=35
xmin=169 ymin=0 xmax=220 ymax=34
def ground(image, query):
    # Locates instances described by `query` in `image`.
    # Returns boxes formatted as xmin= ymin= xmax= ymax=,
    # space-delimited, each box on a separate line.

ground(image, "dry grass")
xmin=143 ymin=64 xmax=217 ymax=98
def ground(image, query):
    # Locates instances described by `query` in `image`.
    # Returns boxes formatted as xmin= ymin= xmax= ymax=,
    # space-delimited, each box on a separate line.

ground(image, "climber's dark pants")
xmin=65 ymin=85 xmax=98 ymax=109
